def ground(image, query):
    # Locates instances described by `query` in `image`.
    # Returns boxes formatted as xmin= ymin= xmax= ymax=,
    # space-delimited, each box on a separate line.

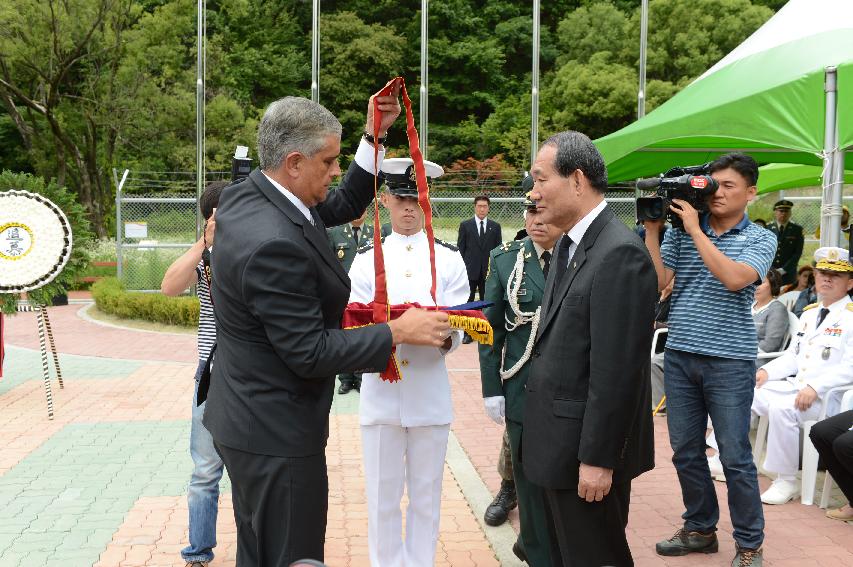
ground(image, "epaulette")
xmin=847 ymin=302 xmax=853 ymax=312
xmin=493 ymin=240 xmax=523 ymax=256
xmin=803 ymin=303 xmax=819 ymax=312
xmin=435 ymin=238 xmax=458 ymax=252
xmin=357 ymin=236 xmax=384 ymax=254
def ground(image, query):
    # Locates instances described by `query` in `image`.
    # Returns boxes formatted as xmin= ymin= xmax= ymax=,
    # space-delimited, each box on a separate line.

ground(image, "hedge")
xmin=92 ymin=278 xmax=199 ymax=328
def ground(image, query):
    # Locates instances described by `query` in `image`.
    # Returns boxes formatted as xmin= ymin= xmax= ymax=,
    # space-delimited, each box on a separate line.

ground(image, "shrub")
xmin=92 ymin=277 xmax=199 ymax=327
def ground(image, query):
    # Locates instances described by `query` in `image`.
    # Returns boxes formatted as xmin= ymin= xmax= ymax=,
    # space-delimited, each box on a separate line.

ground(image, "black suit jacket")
xmin=457 ymin=217 xmax=502 ymax=280
xmin=522 ymin=206 xmax=657 ymax=490
xmin=203 ymin=164 xmax=393 ymax=457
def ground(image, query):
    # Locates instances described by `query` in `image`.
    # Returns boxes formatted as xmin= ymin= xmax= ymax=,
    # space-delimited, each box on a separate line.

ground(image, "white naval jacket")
xmin=761 ymin=296 xmax=853 ymax=414
xmin=348 ymin=230 xmax=470 ymax=426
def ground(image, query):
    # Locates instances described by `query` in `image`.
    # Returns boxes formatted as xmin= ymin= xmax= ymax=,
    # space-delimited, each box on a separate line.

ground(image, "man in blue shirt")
xmin=644 ymin=153 xmax=776 ymax=567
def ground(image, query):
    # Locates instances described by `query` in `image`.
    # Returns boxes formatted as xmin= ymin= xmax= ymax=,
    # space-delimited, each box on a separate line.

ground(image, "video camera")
xmin=231 ymin=146 xmax=252 ymax=183
xmin=635 ymin=163 xmax=719 ymax=230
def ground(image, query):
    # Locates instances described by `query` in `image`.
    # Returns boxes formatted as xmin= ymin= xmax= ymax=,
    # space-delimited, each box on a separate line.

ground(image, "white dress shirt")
xmin=564 ymin=199 xmax=608 ymax=265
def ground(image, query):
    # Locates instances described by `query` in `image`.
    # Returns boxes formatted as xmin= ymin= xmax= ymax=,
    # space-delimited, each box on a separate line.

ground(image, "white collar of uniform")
xmin=260 ymin=172 xmax=313 ymax=224
xmin=819 ymin=295 xmax=851 ymax=313
xmin=567 ymin=199 xmax=607 ymax=248
xmin=475 ymin=215 xmax=488 ymax=225
xmin=386 ymin=230 xmax=427 ymax=246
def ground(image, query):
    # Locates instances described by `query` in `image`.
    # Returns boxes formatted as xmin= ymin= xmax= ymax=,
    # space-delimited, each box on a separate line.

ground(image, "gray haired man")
xmin=202 ymin=90 xmax=452 ymax=565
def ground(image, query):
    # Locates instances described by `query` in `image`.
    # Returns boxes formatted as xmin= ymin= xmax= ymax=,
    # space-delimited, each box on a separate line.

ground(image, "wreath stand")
xmin=14 ymin=303 xmax=63 ymax=419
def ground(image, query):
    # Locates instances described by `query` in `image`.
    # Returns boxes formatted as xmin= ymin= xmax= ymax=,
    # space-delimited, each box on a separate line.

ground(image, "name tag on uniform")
xmin=517 ymin=288 xmax=527 ymax=297
xmin=824 ymin=328 xmax=842 ymax=337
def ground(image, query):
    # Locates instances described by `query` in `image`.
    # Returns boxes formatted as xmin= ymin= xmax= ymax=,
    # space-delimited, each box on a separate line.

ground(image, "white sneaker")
xmin=707 ymin=453 xmax=724 ymax=480
xmin=760 ymin=479 xmax=800 ymax=505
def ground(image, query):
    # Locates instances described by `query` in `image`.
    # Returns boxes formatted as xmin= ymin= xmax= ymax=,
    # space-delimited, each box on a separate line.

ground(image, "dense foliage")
xmin=0 ymin=0 xmax=779 ymax=234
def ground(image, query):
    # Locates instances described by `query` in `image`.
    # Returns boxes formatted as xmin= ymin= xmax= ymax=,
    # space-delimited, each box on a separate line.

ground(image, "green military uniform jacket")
xmin=767 ymin=220 xmax=804 ymax=285
xmin=326 ymin=222 xmax=374 ymax=273
xmin=479 ymin=238 xmax=547 ymax=423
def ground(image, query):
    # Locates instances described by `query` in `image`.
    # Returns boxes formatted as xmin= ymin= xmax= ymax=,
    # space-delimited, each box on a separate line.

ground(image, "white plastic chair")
xmin=801 ymin=385 xmax=853 ymax=505
xmin=752 ymin=384 xmax=853 ymax=505
xmin=755 ymin=310 xmax=799 ymax=363
xmin=817 ymin=388 xmax=853 ymax=508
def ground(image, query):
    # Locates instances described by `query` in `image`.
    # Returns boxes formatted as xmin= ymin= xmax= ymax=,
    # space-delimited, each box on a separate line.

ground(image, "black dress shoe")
xmin=354 ymin=380 xmax=361 ymax=392
xmin=462 ymin=334 xmax=473 ymax=344
xmin=656 ymin=527 xmax=718 ymax=556
xmin=338 ymin=381 xmax=354 ymax=395
xmin=512 ymin=539 xmax=527 ymax=563
xmin=483 ymin=479 xmax=517 ymax=526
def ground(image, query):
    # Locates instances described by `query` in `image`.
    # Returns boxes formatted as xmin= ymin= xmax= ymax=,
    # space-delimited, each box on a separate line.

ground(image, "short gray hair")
xmin=541 ymin=131 xmax=608 ymax=193
xmin=257 ymin=97 xmax=343 ymax=170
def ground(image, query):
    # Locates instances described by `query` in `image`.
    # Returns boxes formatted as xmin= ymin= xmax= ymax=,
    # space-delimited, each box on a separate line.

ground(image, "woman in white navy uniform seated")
xmin=348 ymin=157 xmax=470 ymax=567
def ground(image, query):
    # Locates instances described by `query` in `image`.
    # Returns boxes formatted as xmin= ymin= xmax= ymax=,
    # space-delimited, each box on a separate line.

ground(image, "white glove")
xmin=484 ymin=396 xmax=505 ymax=425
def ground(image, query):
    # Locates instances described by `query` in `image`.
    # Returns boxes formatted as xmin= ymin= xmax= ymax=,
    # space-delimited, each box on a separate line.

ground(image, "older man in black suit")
xmin=522 ymin=131 xmax=657 ymax=566
xmin=203 ymin=91 xmax=451 ymax=566
xmin=458 ymin=195 xmax=503 ymax=302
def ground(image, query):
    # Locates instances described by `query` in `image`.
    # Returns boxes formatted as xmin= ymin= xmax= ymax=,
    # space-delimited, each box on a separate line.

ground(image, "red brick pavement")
xmin=5 ymin=304 xmax=198 ymax=363
xmin=6 ymin=306 xmax=852 ymax=565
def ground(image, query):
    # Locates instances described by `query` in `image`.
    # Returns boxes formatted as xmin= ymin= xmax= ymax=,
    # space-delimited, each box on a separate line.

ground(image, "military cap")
xmin=773 ymin=199 xmax=794 ymax=210
xmin=814 ymin=246 xmax=853 ymax=273
xmin=381 ymin=157 xmax=444 ymax=198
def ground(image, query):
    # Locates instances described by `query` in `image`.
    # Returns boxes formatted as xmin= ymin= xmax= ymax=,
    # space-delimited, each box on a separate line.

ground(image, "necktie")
xmin=353 ymin=226 xmax=360 ymax=243
xmin=553 ymin=235 xmax=573 ymax=287
xmin=479 ymin=220 xmax=485 ymax=238
xmin=541 ymin=250 xmax=551 ymax=278
xmin=816 ymin=307 xmax=830 ymax=328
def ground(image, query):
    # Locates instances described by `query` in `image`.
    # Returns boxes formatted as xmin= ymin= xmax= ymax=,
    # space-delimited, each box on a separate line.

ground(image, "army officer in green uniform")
xmin=327 ymin=207 xmax=374 ymax=394
xmin=479 ymin=191 xmax=561 ymax=566
xmin=767 ymin=199 xmax=805 ymax=286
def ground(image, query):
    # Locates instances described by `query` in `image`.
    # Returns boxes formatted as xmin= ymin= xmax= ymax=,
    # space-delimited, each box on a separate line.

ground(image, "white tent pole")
xmin=530 ymin=0 xmax=541 ymax=167
xmin=820 ymin=66 xmax=840 ymax=247
xmin=311 ymin=0 xmax=320 ymax=103
xmin=420 ymin=0 xmax=429 ymax=159
xmin=195 ymin=0 xmax=206 ymax=240
xmin=637 ymin=0 xmax=648 ymax=120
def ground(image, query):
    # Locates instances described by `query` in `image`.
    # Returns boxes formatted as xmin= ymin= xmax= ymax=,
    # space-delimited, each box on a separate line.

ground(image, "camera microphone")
xmin=636 ymin=177 xmax=663 ymax=191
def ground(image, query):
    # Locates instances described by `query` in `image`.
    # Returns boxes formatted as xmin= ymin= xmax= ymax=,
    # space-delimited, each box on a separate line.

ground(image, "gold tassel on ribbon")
xmin=448 ymin=315 xmax=493 ymax=345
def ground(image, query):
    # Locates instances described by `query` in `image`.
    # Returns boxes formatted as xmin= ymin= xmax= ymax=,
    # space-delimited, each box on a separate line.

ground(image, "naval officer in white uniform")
xmin=348 ymin=157 xmax=470 ymax=567
xmin=755 ymin=246 xmax=853 ymax=505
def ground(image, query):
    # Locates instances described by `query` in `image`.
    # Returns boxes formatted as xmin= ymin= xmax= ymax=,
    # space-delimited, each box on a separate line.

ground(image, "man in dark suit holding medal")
xmin=203 ymin=89 xmax=451 ymax=566
xmin=522 ymin=131 xmax=657 ymax=566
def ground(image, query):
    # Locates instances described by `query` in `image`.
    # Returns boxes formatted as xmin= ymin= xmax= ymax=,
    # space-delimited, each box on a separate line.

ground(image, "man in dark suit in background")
xmin=204 ymin=91 xmax=451 ymax=566
xmin=458 ymin=195 xmax=503 ymax=302
xmin=522 ymin=131 xmax=657 ymax=566
xmin=767 ymin=199 xmax=804 ymax=286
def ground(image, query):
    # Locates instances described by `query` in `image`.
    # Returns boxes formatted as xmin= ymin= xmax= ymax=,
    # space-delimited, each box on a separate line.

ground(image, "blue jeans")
xmin=182 ymin=362 xmax=225 ymax=563
xmin=664 ymin=349 xmax=764 ymax=550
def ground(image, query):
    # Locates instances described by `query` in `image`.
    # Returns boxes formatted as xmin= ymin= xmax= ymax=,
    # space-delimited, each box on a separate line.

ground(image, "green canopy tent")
xmin=594 ymin=0 xmax=853 ymax=245
xmin=757 ymin=163 xmax=853 ymax=195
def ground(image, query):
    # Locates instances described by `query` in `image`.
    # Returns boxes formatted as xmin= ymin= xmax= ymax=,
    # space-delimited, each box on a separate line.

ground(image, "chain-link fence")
xmin=113 ymin=168 xmax=848 ymax=291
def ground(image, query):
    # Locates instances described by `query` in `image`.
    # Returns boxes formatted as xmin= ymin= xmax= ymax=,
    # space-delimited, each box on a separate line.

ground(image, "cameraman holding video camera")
xmin=643 ymin=153 xmax=776 ymax=567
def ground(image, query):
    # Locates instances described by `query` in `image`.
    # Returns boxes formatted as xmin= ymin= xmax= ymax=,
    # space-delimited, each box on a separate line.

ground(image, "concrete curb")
xmin=446 ymin=430 xmax=523 ymax=566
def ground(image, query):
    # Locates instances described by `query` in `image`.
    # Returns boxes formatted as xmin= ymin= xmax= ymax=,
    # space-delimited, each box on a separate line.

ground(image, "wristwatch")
xmin=363 ymin=132 xmax=387 ymax=146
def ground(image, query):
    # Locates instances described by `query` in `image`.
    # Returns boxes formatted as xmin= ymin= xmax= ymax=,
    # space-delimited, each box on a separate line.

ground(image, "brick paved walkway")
xmin=1 ymin=304 xmax=851 ymax=566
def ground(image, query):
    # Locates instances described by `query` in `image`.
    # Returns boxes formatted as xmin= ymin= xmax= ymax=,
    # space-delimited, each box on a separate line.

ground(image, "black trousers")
xmin=467 ymin=277 xmax=486 ymax=302
xmin=336 ymin=372 xmax=362 ymax=386
xmin=215 ymin=442 xmax=328 ymax=566
xmin=809 ymin=409 xmax=853 ymax=505
xmin=544 ymin=480 xmax=633 ymax=567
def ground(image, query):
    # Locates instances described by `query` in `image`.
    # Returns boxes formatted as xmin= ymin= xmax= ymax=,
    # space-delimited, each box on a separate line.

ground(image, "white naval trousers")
xmin=752 ymin=386 xmax=823 ymax=478
xmin=361 ymin=423 xmax=451 ymax=567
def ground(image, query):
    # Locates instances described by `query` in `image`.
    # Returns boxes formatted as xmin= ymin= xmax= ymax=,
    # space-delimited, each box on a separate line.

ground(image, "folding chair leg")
xmin=801 ymin=420 xmax=819 ymax=505
xmin=752 ymin=415 xmax=768 ymax=466
xmin=820 ymin=473 xmax=834 ymax=509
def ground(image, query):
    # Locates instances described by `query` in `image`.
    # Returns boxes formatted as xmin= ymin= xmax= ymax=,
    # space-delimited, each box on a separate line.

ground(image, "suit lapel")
xmin=536 ymin=207 xmax=614 ymax=340
xmin=251 ymin=169 xmax=349 ymax=287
